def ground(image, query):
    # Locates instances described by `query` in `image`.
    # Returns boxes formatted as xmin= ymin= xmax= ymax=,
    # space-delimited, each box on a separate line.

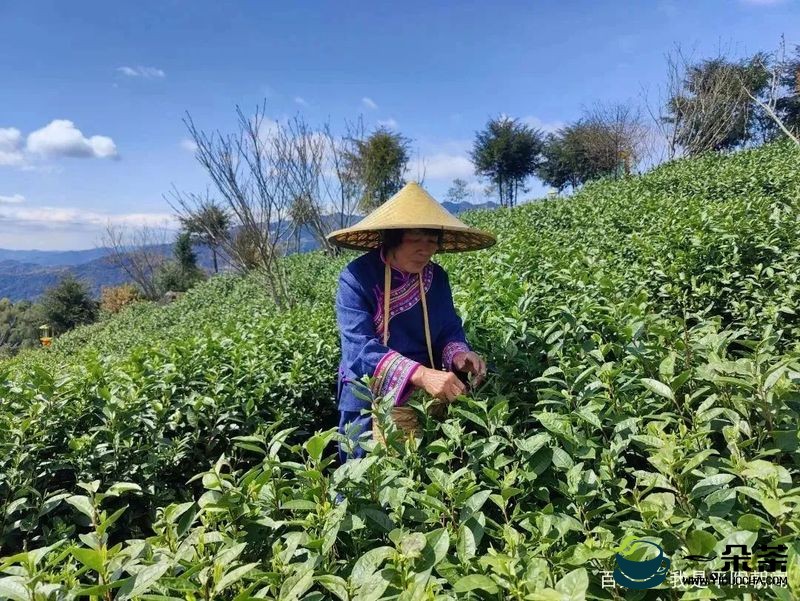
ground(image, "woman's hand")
xmin=451 ymin=351 xmax=487 ymax=387
xmin=411 ymin=366 xmax=466 ymax=402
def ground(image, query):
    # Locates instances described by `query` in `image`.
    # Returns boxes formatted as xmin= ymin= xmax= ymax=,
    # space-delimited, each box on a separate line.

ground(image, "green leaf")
xmin=65 ymin=495 xmax=94 ymax=520
xmin=106 ymin=482 xmax=142 ymax=496
xmin=555 ymin=568 xmax=588 ymax=600
xmin=457 ymin=523 xmax=477 ymax=562
xmin=117 ymin=562 xmax=172 ymax=600
xmin=453 ymin=574 xmax=498 ymax=594
xmin=350 ymin=547 xmax=393 ymax=585
xmin=281 ymin=499 xmax=317 ymax=511
xmin=641 ymin=378 xmax=674 ymax=401
xmin=316 ymin=574 xmax=349 ymax=601
xmin=687 ymin=530 xmax=717 ymax=556
xmin=461 ymin=490 xmax=491 ymax=517
xmin=305 ymin=434 xmax=327 ymax=463
xmin=278 ymin=565 xmax=313 ymax=601
xmin=214 ymin=562 xmax=259 ymax=595
xmin=71 ymin=546 xmax=104 ymax=573
xmin=0 ymin=577 xmax=30 ymax=601
xmin=551 ymin=446 xmax=574 ymax=470
xmin=425 ymin=529 xmax=449 ymax=565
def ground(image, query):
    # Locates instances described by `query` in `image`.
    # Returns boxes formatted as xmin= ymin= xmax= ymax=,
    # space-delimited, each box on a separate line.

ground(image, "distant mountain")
xmin=0 ymin=201 xmax=497 ymax=301
xmin=0 ymin=247 xmax=114 ymax=267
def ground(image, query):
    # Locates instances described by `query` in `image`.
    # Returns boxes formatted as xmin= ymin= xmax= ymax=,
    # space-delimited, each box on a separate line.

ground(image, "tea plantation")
xmin=1 ymin=141 xmax=799 ymax=599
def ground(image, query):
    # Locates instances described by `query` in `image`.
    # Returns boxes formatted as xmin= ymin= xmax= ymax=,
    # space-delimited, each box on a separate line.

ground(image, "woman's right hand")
xmin=411 ymin=366 xmax=466 ymax=402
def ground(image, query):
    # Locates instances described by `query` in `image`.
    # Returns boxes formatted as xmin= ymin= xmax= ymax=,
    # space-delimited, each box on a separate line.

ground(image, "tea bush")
xmin=1 ymin=141 xmax=799 ymax=599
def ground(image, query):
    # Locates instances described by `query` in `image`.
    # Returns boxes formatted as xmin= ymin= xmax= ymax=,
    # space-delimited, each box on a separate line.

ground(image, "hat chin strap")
xmin=384 ymin=259 xmax=435 ymax=369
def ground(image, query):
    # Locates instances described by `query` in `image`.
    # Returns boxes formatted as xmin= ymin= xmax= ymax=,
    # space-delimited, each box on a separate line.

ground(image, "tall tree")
xmin=647 ymin=47 xmax=771 ymax=159
xmin=471 ymin=116 xmax=544 ymax=208
xmin=538 ymin=104 xmax=646 ymax=192
xmin=179 ymin=200 xmax=231 ymax=273
xmin=347 ymin=127 xmax=411 ymax=211
xmin=446 ymin=178 xmax=470 ymax=204
xmin=39 ymin=274 xmax=98 ymax=335
xmin=154 ymin=232 xmax=206 ymax=295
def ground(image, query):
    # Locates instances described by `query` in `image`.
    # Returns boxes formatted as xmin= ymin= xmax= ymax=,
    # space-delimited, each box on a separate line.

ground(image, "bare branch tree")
xmin=320 ymin=116 xmax=365 ymax=233
xmin=738 ymin=36 xmax=800 ymax=146
xmin=171 ymin=102 xmax=295 ymax=308
xmin=584 ymin=101 xmax=649 ymax=175
xmin=101 ymin=222 xmax=171 ymax=300
xmin=644 ymin=45 xmax=759 ymax=159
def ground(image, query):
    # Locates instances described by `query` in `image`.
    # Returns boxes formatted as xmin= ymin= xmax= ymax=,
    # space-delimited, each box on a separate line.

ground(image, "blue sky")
xmin=1 ymin=0 xmax=797 ymax=250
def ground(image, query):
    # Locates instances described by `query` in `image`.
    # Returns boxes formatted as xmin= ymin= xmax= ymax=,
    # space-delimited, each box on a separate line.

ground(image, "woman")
xmin=326 ymin=182 xmax=496 ymax=462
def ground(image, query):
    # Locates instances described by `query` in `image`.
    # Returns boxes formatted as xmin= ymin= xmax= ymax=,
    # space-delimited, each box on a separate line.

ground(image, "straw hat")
xmin=326 ymin=181 xmax=496 ymax=253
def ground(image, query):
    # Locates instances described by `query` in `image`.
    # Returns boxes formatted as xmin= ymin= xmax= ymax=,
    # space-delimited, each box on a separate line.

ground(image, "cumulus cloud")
xmin=522 ymin=116 xmax=565 ymax=134
xmin=362 ymin=97 xmax=378 ymax=110
xmin=0 ymin=202 xmax=176 ymax=230
xmin=377 ymin=118 xmax=398 ymax=129
xmin=409 ymin=153 xmax=474 ymax=181
xmin=117 ymin=65 xmax=166 ymax=79
xmin=0 ymin=194 xmax=25 ymax=204
xmin=27 ymin=120 xmax=119 ymax=159
xmin=0 ymin=127 xmax=25 ymax=166
xmin=294 ymin=96 xmax=309 ymax=107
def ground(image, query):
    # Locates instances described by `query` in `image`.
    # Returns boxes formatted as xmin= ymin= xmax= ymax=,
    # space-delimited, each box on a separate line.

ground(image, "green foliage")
xmin=180 ymin=201 xmax=232 ymax=273
xmin=38 ymin=273 xmax=98 ymax=335
xmin=446 ymin=178 xmax=470 ymax=204
xmin=154 ymin=233 xmax=206 ymax=294
xmin=349 ymin=127 xmax=411 ymax=212
xmin=0 ymin=298 xmax=43 ymax=357
xmin=667 ymin=53 xmax=771 ymax=155
xmin=471 ymin=116 xmax=545 ymax=208
xmin=2 ymin=141 xmax=800 ymax=598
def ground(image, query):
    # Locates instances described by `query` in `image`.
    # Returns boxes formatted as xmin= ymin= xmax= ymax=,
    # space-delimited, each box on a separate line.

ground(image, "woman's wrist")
xmin=410 ymin=365 xmax=428 ymax=387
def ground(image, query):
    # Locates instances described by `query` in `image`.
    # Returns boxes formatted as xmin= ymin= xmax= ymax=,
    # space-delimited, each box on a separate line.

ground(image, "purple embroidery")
xmin=373 ymin=264 xmax=434 ymax=336
xmin=442 ymin=341 xmax=470 ymax=371
xmin=371 ymin=350 xmax=421 ymax=406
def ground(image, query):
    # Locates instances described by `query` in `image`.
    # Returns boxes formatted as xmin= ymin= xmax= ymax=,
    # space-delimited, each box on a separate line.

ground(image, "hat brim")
xmin=327 ymin=224 xmax=496 ymax=253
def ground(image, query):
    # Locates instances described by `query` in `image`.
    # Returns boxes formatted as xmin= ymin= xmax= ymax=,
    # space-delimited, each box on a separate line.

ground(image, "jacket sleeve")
xmin=434 ymin=268 xmax=471 ymax=371
xmin=336 ymin=267 xmax=421 ymax=406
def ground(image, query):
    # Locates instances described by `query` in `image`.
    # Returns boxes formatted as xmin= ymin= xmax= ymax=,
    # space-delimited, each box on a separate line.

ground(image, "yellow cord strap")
xmin=383 ymin=259 xmax=435 ymax=369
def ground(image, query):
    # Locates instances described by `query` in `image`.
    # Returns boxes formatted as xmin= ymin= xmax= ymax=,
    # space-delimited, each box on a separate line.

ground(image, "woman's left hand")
xmin=451 ymin=351 xmax=487 ymax=387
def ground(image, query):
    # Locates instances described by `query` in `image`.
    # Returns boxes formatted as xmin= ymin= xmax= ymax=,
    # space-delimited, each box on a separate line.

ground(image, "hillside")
xmin=1 ymin=142 xmax=799 ymax=599
xmin=0 ymin=202 xmax=495 ymax=301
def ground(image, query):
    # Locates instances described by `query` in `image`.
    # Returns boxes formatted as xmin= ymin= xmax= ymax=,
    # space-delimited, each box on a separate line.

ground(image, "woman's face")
xmin=388 ymin=230 xmax=440 ymax=273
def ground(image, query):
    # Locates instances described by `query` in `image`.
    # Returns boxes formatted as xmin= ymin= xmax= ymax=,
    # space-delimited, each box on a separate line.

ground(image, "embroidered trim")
xmin=442 ymin=341 xmax=470 ymax=371
xmin=373 ymin=264 xmax=434 ymax=334
xmin=371 ymin=350 xmax=421 ymax=406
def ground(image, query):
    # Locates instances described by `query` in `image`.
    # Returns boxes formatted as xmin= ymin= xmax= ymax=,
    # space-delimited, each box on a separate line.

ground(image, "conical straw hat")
xmin=326 ymin=181 xmax=496 ymax=253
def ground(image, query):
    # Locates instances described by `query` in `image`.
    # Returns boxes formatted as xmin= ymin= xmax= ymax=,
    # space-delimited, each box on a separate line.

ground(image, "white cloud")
xmin=0 ymin=202 xmax=176 ymax=230
xmin=294 ymin=96 xmax=309 ymax=107
xmin=0 ymin=194 xmax=25 ymax=204
xmin=27 ymin=120 xmax=118 ymax=159
xmin=740 ymin=0 xmax=786 ymax=4
xmin=117 ymin=65 xmax=166 ymax=79
xmin=180 ymin=138 xmax=199 ymax=153
xmin=411 ymin=153 xmax=473 ymax=180
xmin=377 ymin=118 xmax=398 ymax=129
xmin=0 ymin=127 xmax=25 ymax=166
xmin=522 ymin=116 xmax=564 ymax=134
xmin=362 ymin=97 xmax=378 ymax=110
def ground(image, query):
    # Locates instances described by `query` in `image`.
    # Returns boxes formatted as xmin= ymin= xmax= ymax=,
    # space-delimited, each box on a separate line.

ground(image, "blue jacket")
xmin=335 ymin=247 xmax=471 ymax=412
